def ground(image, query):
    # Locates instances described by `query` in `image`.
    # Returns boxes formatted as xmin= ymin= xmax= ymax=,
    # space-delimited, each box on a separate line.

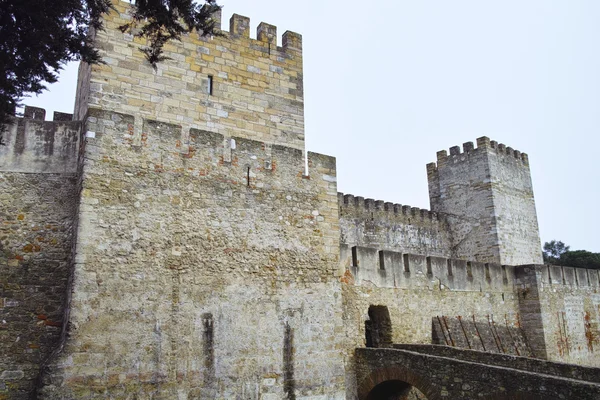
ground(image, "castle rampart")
xmin=0 ymin=106 xmax=81 ymax=174
xmin=338 ymin=192 xmax=453 ymax=259
xmin=37 ymin=105 xmax=347 ymax=398
xmin=340 ymin=245 xmax=514 ymax=293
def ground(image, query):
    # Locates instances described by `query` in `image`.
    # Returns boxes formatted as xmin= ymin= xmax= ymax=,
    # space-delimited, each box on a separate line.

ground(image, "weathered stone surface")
xmin=36 ymin=108 xmax=346 ymax=399
xmin=427 ymin=138 xmax=542 ymax=265
xmin=355 ymin=347 xmax=600 ymax=399
xmin=0 ymin=170 xmax=79 ymax=398
xmin=1 ymin=1 xmax=599 ymax=399
xmin=76 ymin=1 xmax=305 ymax=150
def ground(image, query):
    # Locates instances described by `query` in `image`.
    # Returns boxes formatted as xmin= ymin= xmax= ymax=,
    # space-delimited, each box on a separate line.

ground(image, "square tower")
xmin=427 ymin=137 xmax=543 ymax=265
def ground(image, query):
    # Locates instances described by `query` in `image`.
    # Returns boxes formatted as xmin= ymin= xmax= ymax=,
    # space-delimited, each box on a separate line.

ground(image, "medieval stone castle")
xmin=1 ymin=1 xmax=599 ymax=399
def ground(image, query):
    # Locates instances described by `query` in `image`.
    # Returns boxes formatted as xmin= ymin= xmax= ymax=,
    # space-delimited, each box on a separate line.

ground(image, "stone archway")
xmin=366 ymin=379 xmax=428 ymax=400
xmin=357 ymin=366 xmax=435 ymax=400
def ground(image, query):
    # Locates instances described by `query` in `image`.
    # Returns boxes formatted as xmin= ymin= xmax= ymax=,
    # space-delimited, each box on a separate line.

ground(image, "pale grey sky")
xmin=27 ymin=0 xmax=600 ymax=252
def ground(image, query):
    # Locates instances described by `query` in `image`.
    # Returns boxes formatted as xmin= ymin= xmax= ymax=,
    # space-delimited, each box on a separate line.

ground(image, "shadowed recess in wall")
xmin=366 ymin=305 xmax=393 ymax=348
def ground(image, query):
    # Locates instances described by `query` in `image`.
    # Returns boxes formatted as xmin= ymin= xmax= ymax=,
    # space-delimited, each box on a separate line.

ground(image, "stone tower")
xmin=427 ymin=137 xmax=543 ymax=265
xmin=37 ymin=1 xmax=346 ymax=398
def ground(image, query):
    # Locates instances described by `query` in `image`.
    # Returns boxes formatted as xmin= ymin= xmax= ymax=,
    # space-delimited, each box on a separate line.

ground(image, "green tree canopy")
xmin=542 ymin=240 xmax=569 ymax=264
xmin=560 ymin=250 xmax=600 ymax=270
xmin=0 ymin=0 xmax=220 ymax=132
xmin=543 ymin=240 xmax=600 ymax=270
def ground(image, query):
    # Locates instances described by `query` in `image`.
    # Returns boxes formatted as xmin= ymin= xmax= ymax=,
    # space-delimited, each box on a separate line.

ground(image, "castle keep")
xmin=1 ymin=1 xmax=599 ymax=399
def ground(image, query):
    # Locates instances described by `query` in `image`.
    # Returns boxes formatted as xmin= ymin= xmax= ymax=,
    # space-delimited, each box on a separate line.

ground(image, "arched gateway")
xmin=357 ymin=366 xmax=434 ymax=400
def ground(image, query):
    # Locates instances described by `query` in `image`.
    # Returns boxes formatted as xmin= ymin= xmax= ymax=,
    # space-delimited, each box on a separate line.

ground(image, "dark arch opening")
xmin=366 ymin=380 xmax=428 ymax=400
xmin=365 ymin=305 xmax=393 ymax=348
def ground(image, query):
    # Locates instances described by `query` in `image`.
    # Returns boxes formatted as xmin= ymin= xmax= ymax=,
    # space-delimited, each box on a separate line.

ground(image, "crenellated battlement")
xmin=83 ymin=108 xmax=334 ymax=193
xmin=427 ymin=136 xmax=529 ymax=173
xmin=0 ymin=106 xmax=81 ymax=174
xmin=81 ymin=1 xmax=306 ymax=151
xmin=221 ymin=12 xmax=302 ymax=54
xmin=339 ymin=244 xmax=515 ymax=292
xmin=338 ymin=192 xmax=442 ymax=222
xmin=539 ymin=264 xmax=600 ymax=289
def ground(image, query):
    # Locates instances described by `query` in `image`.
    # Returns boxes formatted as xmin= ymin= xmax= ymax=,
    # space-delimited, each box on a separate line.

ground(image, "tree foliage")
xmin=120 ymin=0 xmax=221 ymax=66
xmin=0 ymin=0 xmax=221 ymax=138
xmin=543 ymin=240 xmax=600 ymax=270
xmin=560 ymin=250 xmax=600 ymax=270
xmin=542 ymin=240 xmax=569 ymax=264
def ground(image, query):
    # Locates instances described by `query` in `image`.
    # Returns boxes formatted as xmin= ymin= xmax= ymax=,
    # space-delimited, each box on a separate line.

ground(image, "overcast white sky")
xmin=27 ymin=0 xmax=600 ymax=252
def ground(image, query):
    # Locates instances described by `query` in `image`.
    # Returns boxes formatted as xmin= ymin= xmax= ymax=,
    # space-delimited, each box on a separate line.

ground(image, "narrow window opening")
xmin=247 ymin=167 xmax=251 ymax=187
xmin=208 ymin=75 xmax=214 ymax=95
xmin=403 ymin=254 xmax=410 ymax=273
xmin=447 ymin=259 xmax=453 ymax=277
xmin=426 ymin=257 xmax=433 ymax=276
xmin=467 ymin=261 xmax=473 ymax=278
xmin=230 ymin=138 xmax=236 ymax=149
xmin=351 ymin=246 xmax=358 ymax=267
xmin=378 ymin=251 xmax=385 ymax=270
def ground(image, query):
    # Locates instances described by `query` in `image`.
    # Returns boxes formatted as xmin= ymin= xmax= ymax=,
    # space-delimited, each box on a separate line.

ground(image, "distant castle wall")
xmin=80 ymin=0 xmax=305 ymax=150
xmin=338 ymin=193 xmax=453 ymax=258
xmin=0 ymin=107 xmax=81 ymax=397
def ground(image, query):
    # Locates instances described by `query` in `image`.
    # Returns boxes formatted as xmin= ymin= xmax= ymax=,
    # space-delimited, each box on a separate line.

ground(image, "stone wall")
xmin=0 ymin=110 xmax=81 ymax=399
xmin=39 ymin=109 xmax=346 ymax=399
xmin=338 ymin=244 xmax=523 ymax=397
xmin=517 ymin=265 xmax=600 ymax=368
xmin=339 ymin=194 xmax=452 ymax=259
xmin=0 ymin=107 xmax=80 ymax=174
xmin=84 ymin=0 xmax=305 ymax=150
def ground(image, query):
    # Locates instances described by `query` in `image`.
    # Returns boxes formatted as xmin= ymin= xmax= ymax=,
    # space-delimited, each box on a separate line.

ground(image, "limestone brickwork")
xmin=1 ymin=1 xmax=599 ymax=399
xmin=77 ymin=1 xmax=305 ymax=150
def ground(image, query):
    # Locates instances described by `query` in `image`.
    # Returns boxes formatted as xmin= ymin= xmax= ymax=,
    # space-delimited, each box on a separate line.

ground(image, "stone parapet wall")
xmin=393 ymin=344 xmax=600 ymax=384
xmin=340 ymin=244 xmax=514 ymax=293
xmin=81 ymin=0 xmax=305 ymax=150
xmin=0 ymin=107 xmax=81 ymax=174
xmin=339 ymin=193 xmax=453 ymax=258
